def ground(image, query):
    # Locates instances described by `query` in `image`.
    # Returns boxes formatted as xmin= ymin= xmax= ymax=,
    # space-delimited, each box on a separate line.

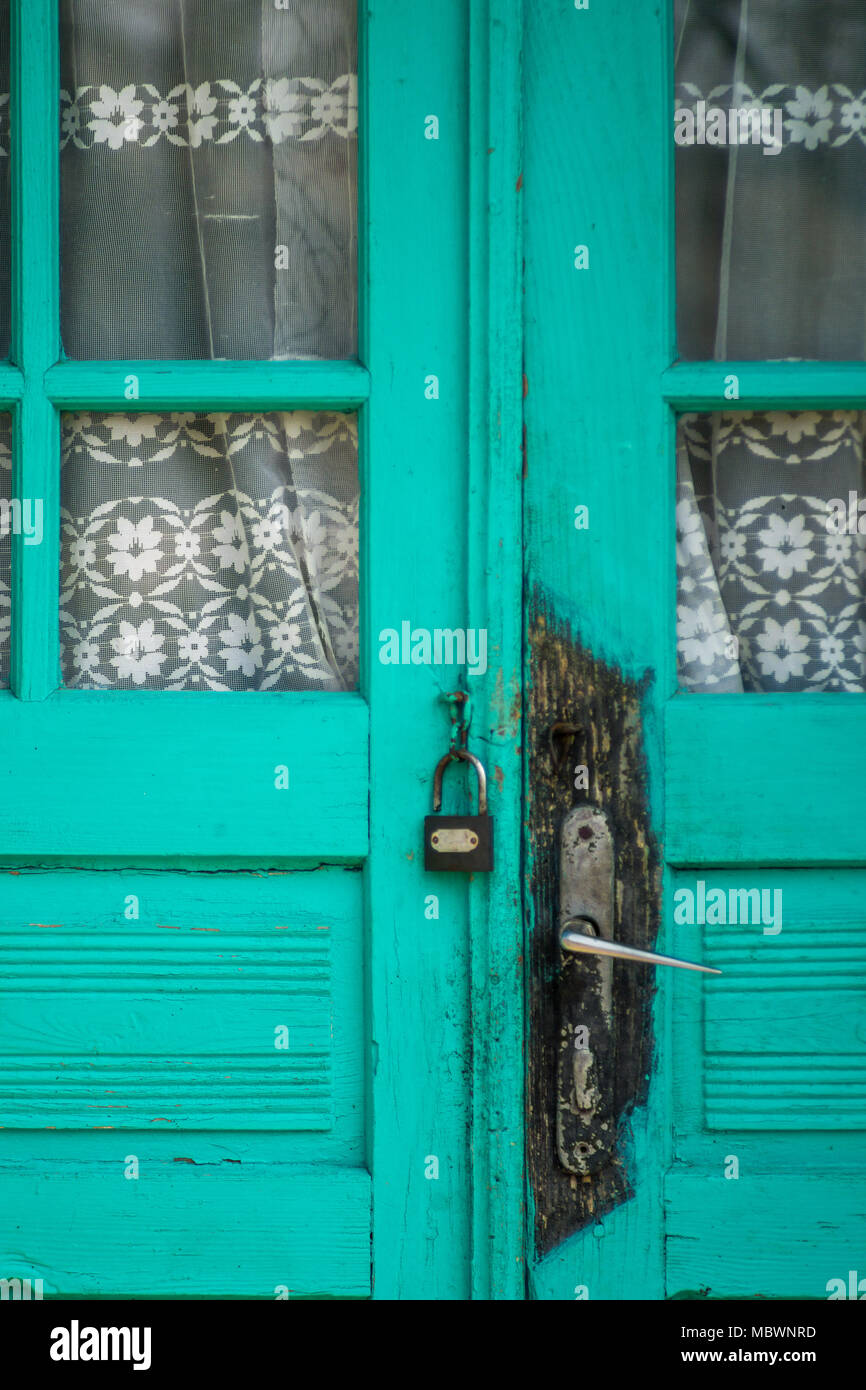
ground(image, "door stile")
xmin=364 ymin=0 xmax=475 ymax=1300
xmin=11 ymin=0 xmax=60 ymax=701
xmin=523 ymin=0 xmax=674 ymax=1299
xmin=466 ymin=0 xmax=526 ymax=1301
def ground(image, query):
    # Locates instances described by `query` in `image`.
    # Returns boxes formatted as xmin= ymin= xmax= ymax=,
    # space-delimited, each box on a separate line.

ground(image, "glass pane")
xmin=59 ymin=0 xmax=357 ymax=359
xmin=677 ymin=410 xmax=866 ymax=692
xmin=60 ymin=410 xmax=359 ymax=690
xmin=675 ymin=0 xmax=866 ymax=359
xmin=0 ymin=0 xmax=9 ymax=359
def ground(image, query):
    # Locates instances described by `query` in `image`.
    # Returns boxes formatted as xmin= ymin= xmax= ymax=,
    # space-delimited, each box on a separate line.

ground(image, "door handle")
xmin=555 ymin=805 xmax=720 ymax=1177
xmin=560 ymin=920 xmax=721 ymax=975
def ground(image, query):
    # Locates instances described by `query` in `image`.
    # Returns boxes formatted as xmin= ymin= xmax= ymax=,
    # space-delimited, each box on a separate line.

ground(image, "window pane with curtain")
xmin=675 ymin=0 xmax=866 ymax=691
xmin=60 ymin=409 xmax=359 ymax=691
xmin=57 ymin=2 xmax=360 ymax=693
xmin=59 ymin=0 xmax=357 ymax=360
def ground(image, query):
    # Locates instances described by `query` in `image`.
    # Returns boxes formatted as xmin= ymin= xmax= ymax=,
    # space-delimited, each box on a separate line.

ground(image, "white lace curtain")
xmin=0 ymin=0 xmax=360 ymax=691
xmin=676 ymin=0 xmax=866 ymax=692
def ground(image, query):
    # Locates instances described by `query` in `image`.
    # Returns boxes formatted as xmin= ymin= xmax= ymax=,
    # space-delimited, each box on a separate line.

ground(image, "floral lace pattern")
xmin=59 ymin=411 xmax=359 ymax=691
xmin=0 ymin=71 xmax=359 ymax=155
xmin=675 ymin=83 xmax=866 ymax=150
xmin=59 ymin=75 xmax=357 ymax=150
xmin=677 ymin=412 xmax=866 ymax=693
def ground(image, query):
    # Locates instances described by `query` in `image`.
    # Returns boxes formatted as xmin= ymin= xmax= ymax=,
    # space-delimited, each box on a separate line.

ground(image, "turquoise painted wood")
xmin=524 ymin=0 xmax=672 ymax=1302
xmin=0 ymin=0 xmax=528 ymax=1301
xmin=0 ymin=1167 xmax=371 ymax=1299
xmin=0 ymin=869 xmax=369 ymax=1299
xmin=524 ymin=0 xmax=866 ymax=1302
xmin=44 ymin=360 xmax=371 ymax=411
xmin=0 ymin=692 xmax=368 ymax=861
xmin=12 ymin=0 xmax=60 ymax=702
xmin=364 ymin=0 xmax=479 ymax=1301
xmin=663 ymin=361 xmax=866 ymax=410
xmin=465 ymin=0 xmax=525 ymax=1300
xmin=667 ymin=694 xmax=866 ymax=865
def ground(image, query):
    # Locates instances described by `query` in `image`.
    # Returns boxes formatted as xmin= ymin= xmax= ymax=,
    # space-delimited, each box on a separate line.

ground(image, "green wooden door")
xmin=523 ymin=0 xmax=866 ymax=1301
xmin=0 ymin=0 xmax=527 ymax=1301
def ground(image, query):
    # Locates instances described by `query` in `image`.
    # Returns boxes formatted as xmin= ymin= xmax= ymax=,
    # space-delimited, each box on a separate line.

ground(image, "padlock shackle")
xmin=432 ymin=749 xmax=488 ymax=815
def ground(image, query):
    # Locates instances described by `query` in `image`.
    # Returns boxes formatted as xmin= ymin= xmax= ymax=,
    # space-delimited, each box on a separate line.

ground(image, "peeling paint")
xmin=527 ymin=593 xmax=660 ymax=1255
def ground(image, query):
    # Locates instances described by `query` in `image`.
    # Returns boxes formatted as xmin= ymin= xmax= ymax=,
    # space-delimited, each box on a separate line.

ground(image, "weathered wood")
xmin=466 ymin=0 xmax=526 ymax=1300
xmin=666 ymin=1174 xmax=866 ymax=1300
xmin=523 ymin=0 xmax=672 ymax=1298
xmin=0 ymin=867 xmax=369 ymax=1297
xmin=527 ymin=602 xmax=660 ymax=1254
xmin=0 ymin=1163 xmax=371 ymax=1298
xmin=365 ymin=0 xmax=477 ymax=1299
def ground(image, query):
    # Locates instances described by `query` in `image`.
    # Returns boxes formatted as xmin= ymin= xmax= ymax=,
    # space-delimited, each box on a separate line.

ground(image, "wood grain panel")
xmin=0 ymin=1162 xmax=371 ymax=1298
xmin=666 ymin=696 xmax=866 ymax=866
xmin=666 ymin=1173 xmax=866 ymax=1300
xmin=0 ymin=691 xmax=368 ymax=861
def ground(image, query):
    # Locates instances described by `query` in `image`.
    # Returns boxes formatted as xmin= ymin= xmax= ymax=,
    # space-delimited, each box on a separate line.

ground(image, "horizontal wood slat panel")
xmin=0 ymin=692 xmax=368 ymax=860
xmin=666 ymin=695 xmax=866 ymax=865
xmin=0 ymin=1162 xmax=371 ymax=1298
xmin=666 ymin=1172 xmax=866 ymax=1300
xmin=704 ymin=914 xmax=866 ymax=1132
xmin=0 ymin=925 xmax=333 ymax=1130
xmin=672 ymin=870 xmax=866 ymax=1137
xmin=0 ymin=868 xmax=364 ymax=1132
xmin=44 ymin=360 xmax=371 ymax=411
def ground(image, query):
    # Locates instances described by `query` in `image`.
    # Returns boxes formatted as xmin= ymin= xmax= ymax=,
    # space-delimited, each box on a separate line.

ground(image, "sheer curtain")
xmin=675 ymin=0 xmax=866 ymax=692
xmin=11 ymin=0 xmax=358 ymax=693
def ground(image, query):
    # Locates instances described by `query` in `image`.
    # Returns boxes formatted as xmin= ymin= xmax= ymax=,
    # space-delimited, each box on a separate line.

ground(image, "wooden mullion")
xmin=11 ymin=0 xmax=60 ymax=701
xmin=0 ymin=365 xmax=23 ymax=403
xmin=663 ymin=361 xmax=866 ymax=411
xmin=45 ymin=359 xmax=371 ymax=412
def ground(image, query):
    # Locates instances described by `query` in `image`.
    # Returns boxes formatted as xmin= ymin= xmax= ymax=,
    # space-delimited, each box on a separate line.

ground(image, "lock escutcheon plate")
xmin=556 ymin=805 xmax=616 ymax=1176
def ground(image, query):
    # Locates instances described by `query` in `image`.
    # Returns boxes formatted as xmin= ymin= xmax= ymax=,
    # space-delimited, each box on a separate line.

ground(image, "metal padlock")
xmin=424 ymin=748 xmax=494 ymax=872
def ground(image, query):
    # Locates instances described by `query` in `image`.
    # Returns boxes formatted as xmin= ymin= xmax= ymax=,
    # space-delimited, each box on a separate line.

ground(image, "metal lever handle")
xmin=560 ymin=918 xmax=721 ymax=975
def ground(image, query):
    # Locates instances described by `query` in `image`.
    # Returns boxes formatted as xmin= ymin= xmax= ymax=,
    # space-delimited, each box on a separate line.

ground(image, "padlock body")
xmin=424 ymin=814 xmax=494 ymax=871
